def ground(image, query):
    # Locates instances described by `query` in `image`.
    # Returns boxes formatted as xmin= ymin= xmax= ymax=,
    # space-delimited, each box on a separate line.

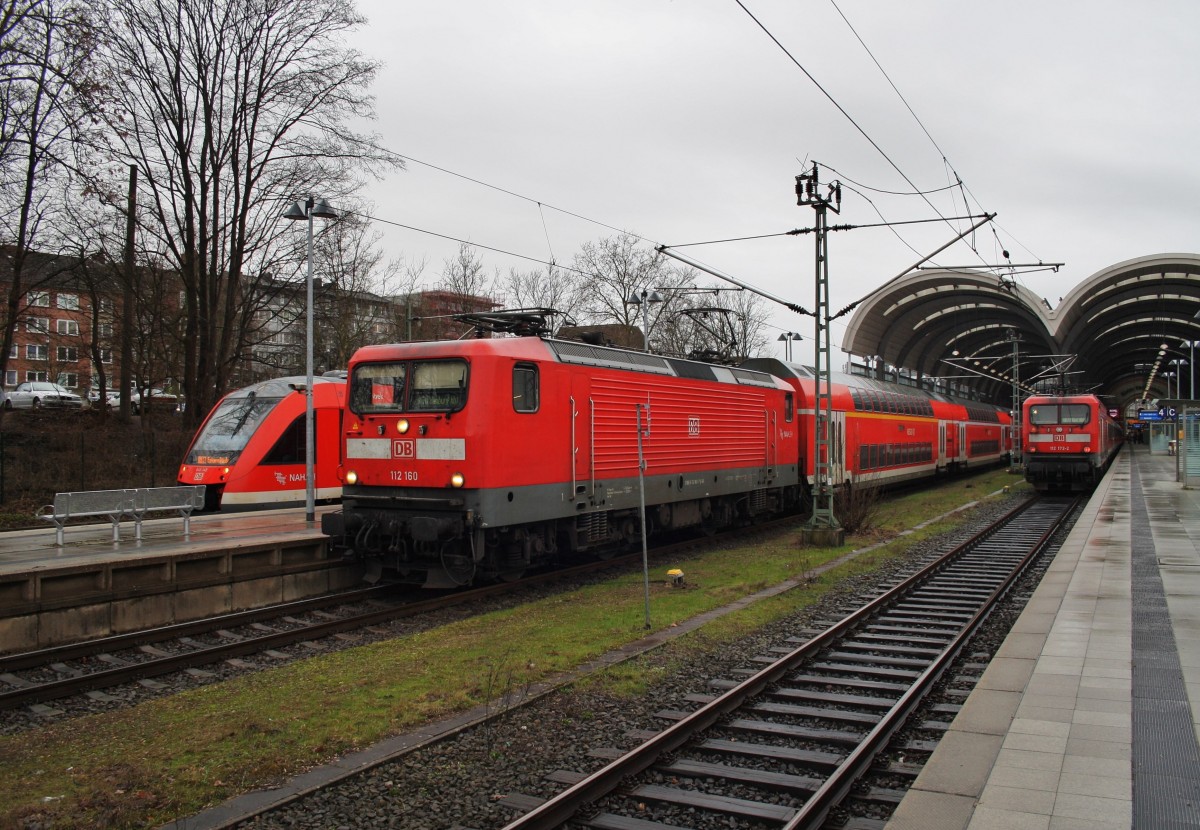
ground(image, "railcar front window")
xmin=186 ymin=394 xmax=280 ymax=464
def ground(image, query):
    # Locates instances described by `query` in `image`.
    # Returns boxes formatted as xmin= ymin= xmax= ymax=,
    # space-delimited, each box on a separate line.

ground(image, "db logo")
xmin=688 ymin=417 xmax=701 ymax=436
xmin=393 ymin=439 xmax=415 ymax=458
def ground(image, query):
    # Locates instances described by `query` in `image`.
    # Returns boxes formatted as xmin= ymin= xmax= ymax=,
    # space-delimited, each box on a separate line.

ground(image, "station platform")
xmin=887 ymin=444 xmax=1200 ymax=829
xmin=0 ymin=506 xmax=357 ymax=652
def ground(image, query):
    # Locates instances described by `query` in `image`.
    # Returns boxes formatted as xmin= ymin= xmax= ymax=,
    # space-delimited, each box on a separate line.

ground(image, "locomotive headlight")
xmin=1084 ymin=447 xmax=1092 ymax=453
xmin=345 ymin=469 xmax=358 ymax=485
xmin=450 ymin=472 xmax=465 ymax=488
xmin=396 ymin=418 xmax=410 ymax=434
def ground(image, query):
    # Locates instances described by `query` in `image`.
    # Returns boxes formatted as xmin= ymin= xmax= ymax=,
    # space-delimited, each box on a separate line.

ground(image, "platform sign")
xmin=1138 ymin=409 xmax=1164 ymax=421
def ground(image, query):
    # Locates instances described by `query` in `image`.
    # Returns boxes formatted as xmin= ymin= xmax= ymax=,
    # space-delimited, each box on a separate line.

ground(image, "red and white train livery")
xmin=322 ymin=337 xmax=1011 ymax=587
xmin=1022 ymin=393 xmax=1123 ymax=491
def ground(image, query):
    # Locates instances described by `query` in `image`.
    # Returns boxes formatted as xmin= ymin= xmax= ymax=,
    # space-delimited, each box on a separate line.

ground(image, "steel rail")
xmin=497 ymin=495 xmax=1072 ymax=830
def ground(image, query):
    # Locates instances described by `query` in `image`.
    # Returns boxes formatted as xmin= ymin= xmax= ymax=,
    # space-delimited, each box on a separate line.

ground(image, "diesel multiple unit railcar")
xmin=1022 ymin=393 xmax=1123 ymax=491
xmin=178 ymin=375 xmax=346 ymax=511
xmin=321 ymin=335 xmax=1012 ymax=587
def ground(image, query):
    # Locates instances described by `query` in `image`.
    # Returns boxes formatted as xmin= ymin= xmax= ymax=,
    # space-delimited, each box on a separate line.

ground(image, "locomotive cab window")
xmin=350 ymin=359 xmax=468 ymax=414
xmin=785 ymin=392 xmax=794 ymax=422
xmin=512 ymin=363 xmax=538 ymax=413
xmin=1029 ymin=404 xmax=1092 ymax=426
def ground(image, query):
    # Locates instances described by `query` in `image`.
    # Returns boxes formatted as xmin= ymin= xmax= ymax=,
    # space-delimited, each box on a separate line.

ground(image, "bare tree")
xmin=500 ymin=262 xmax=586 ymax=323
xmin=89 ymin=0 xmax=401 ymax=422
xmin=654 ymin=287 xmax=771 ymax=361
xmin=312 ymin=210 xmax=421 ymax=370
xmin=438 ymin=242 xmax=496 ymax=302
xmin=571 ymin=233 xmax=693 ymax=351
xmin=0 ymin=0 xmax=94 ymax=396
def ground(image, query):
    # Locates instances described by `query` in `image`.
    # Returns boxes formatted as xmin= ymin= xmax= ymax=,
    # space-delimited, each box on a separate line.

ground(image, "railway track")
xmin=0 ymin=538 xmax=717 ymax=719
xmin=493 ymin=495 xmax=1079 ymax=830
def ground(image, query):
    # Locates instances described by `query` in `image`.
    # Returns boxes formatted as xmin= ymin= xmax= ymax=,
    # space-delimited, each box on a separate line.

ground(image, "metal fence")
xmin=0 ymin=423 xmax=193 ymax=507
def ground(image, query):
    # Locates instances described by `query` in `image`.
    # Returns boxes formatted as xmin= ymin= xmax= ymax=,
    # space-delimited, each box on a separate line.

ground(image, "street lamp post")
xmin=1170 ymin=359 xmax=1188 ymax=400
xmin=626 ymin=288 xmax=663 ymax=353
xmin=284 ymin=196 xmax=337 ymax=523
xmin=777 ymin=331 xmax=801 ymax=361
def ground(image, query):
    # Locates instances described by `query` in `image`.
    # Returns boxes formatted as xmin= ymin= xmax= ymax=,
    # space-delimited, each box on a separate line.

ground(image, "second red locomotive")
xmin=1022 ymin=393 xmax=1123 ymax=491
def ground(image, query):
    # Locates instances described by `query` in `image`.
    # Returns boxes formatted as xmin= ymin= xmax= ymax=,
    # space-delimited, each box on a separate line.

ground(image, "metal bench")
xmin=38 ymin=485 xmax=205 ymax=546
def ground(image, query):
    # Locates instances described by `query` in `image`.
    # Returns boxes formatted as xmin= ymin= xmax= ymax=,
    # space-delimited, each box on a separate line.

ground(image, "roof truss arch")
xmin=840 ymin=254 xmax=1200 ymax=406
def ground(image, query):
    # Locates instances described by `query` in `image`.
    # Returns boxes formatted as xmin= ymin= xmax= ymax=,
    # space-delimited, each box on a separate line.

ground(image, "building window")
xmin=56 ymin=293 xmax=79 ymax=310
xmin=7 ymin=345 xmax=16 ymax=359
xmin=99 ymin=348 xmax=113 ymax=364
xmin=98 ymin=322 xmax=113 ymax=338
xmin=57 ymin=372 xmax=78 ymax=388
xmin=26 ymin=291 xmax=49 ymax=307
xmin=26 ymin=344 xmax=47 ymax=361
xmin=4 ymin=370 xmax=15 ymax=386
xmin=25 ymin=370 xmax=48 ymax=383
xmin=56 ymin=319 xmax=79 ymax=336
xmin=57 ymin=346 xmax=79 ymax=362
xmin=26 ymin=317 xmax=48 ymax=333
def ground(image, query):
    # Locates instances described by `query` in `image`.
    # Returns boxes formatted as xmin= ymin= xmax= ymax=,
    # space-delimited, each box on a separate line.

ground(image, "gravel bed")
xmin=233 ymin=490 xmax=1045 ymax=830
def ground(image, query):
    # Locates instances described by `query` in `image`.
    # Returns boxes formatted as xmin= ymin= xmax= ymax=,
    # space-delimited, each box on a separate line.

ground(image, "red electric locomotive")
xmin=178 ymin=375 xmax=346 ymax=510
xmin=322 ymin=337 xmax=800 ymax=587
xmin=1022 ymin=393 xmax=1122 ymax=491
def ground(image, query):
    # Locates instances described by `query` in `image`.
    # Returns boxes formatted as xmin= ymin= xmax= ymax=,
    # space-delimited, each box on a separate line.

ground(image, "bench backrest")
xmin=54 ymin=489 xmax=136 ymax=516
xmin=134 ymin=485 xmax=205 ymax=512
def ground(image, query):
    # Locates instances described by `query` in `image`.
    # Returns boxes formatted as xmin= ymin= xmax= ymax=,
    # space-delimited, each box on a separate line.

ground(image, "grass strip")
xmin=0 ymin=468 xmax=1026 ymax=828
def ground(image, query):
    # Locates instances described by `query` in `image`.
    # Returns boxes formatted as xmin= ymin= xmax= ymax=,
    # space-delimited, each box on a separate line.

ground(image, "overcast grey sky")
xmin=348 ymin=0 xmax=1200 ymax=363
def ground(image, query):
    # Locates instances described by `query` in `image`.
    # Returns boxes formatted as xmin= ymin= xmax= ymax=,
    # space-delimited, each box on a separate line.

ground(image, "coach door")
xmin=938 ymin=421 xmax=947 ymax=470
xmin=829 ymin=410 xmax=847 ymax=485
xmin=570 ymin=376 xmax=593 ymax=501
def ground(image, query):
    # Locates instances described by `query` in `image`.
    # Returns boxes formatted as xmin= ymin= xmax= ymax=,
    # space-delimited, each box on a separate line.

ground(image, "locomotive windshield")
xmin=350 ymin=359 xmax=468 ymax=414
xmin=1028 ymin=403 xmax=1092 ymax=426
xmin=185 ymin=393 xmax=280 ymax=464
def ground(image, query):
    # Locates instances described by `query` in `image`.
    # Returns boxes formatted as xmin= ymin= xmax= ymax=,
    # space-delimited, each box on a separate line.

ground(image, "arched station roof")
xmin=841 ymin=253 xmax=1200 ymax=412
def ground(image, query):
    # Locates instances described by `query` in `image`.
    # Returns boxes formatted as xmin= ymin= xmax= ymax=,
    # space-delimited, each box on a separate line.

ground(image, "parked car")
xmin=3 ymin=381 xmax=84 ymax=410
xmin=91 ymin=386 xmax=180 ymax=413
xmin=133 ymin=388 xmax=180 ymax=414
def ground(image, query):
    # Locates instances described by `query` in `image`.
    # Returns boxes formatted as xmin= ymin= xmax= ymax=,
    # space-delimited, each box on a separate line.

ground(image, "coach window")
xmin=784 ymin=392 xmax=794 ymax=422
xmin=512 ymin=363 xmax=539 ymax=412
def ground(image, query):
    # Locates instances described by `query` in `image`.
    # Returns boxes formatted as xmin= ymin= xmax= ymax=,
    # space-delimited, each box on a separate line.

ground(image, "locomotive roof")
xmin=742 ymin=357 xmax=1006 ymax=411
xmin=350 ymin=337 xmax=786 ymax=389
